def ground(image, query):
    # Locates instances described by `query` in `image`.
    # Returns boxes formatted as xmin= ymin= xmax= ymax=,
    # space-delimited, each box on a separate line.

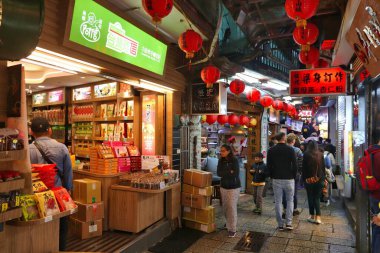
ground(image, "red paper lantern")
xmin=312 ymin=59 xmax=329 ymax=68
xmin=272 ymin=100 xmax=284 ymax=111
xmin=293 ymin=23 xmax=319 ymax=46
xmin=282 ymin=102 xmax=289 ymax=112
xmin=285 ymin=0 xmax=319 ymax=27
xmin=299 ymin=47 xmax=320 ymax=65
xmin=228 ymin=114 xmax=239 ymax=125
xmin=142 ymin=0 xmax=174 ymax=24
xmin=217 ymin=115 xmax=229 ymax=125
xmin=201 ymin=65 xmax=221 ymax=88
xmin=229 ymin=79 xmax=245 ymax=96
xmin=178 ymin=29 xmax=203 ymax=59
xmin=239 ymin=115 xmax=250 ymax=126
xmin=246 ymin=88 xmax=261 ymax=102
xmin=260 ymin=96 xmax=273 ymax=108
xmin=205 ymin=115 xmax=217 ymax=125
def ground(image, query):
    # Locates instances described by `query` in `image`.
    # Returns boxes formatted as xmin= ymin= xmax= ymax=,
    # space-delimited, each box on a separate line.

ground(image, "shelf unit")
xmin=71 ymin=82 xmax=137 ymax=158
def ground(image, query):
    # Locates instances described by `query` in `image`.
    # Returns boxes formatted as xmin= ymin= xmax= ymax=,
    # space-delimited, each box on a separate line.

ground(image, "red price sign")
xmin=290 ymin=67 xmax=347 ymax=96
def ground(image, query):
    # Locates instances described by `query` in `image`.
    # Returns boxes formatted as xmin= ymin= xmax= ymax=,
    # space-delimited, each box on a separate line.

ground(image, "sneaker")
xmin=228 ymin=231 xmax=237 ymax=238
xmin=285 ymin=224 xmax=294 ymax=230
xmin=293 ymin=209 xmax=300 ymax=216
xmin=315 ymin=219 xmax=322 ymax=224
xmin=277 ymin=226 xmax=285 ymax=231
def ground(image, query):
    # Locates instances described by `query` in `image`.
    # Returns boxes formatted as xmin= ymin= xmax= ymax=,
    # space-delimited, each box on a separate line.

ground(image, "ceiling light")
xmin=80 ymin=76 xmax=86 ymax=79
xmin=38 ymin=85 xmax=45 ymax=88
xmin=21 ymin=58 xmax=78 ymax=74
xmin=123 ymin=79 xmax=175 ymax=94
xmin=283 ymin=96 xmax=292 ymax=101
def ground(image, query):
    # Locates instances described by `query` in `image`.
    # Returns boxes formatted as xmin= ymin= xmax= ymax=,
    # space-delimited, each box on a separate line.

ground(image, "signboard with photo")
xmin=32 ymin=93 xmax=47 ymax=106
xmin=191 ymin=83 xmax=227 ymax=115
xmin=48 ymin=89 xmax=64 ymax=103
xmin=94 ymin=82 xmax=117 ymax=98
xmin=73 ymin=86 xmax=92 ymax=101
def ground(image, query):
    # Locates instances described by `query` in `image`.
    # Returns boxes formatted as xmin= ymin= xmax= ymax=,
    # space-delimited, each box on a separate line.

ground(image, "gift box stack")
xmin=89 ymin=146 xmax=118 ymax=174
xmin=70 ymin=178 xmax=103 ymax=239
xmin=127 ymin=146 xmax=141 ymax=172
xmin=182 ymin=169 xmax=215 ymax=233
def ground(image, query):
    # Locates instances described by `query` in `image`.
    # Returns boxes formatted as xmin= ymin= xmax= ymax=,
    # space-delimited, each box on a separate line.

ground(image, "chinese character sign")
xmin=290 ymin=67 xmax=347 ymax=96
xmin=191 ymin=83 xmax=227 ymax=115
xmin=142 ymin=95 xmax=156 ymax=155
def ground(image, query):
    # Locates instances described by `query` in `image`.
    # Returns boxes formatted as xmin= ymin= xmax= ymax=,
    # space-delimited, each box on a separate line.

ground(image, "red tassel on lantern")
xmin=228 ymin=114 xmax=239 ymax=126
xmin=293 ymin=23 xmax=319 ymax=46
xmin=229 ymin=79 xmax=245 ymax=96
xmin=205 ymin=115 xmax=217 ymax=125
xmin=272 ymin=100 xmax=284 ymax=111
xmin=246 ymin=88 xmax=261 ymax=102
xmin=201 ymin=65 xmax=221 ymax=89
xmin=142 ymin=0 xmax=174 ymax=24
xmin=299 ymin=47 xmax=320 ymax=65
xmin=260 ymin=96 xmax=273 ymax=108
xmin=178 ymin=29 xmax=203 ymax=60
xmin=239 ymin=115 xmax=250 ymax=126
xmin=285 ymin=0 xmax=320 ymax=27
xmin=217 ymin=115 xmax=229 ymax=125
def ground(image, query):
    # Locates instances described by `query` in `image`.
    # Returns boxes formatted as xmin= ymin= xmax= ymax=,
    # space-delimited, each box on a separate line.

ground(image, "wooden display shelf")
xmin=73 ymin=135 xmax=92 ymax=140
xmin=117 ymin=94 xmax=134 ymax=99
xmin=0 ymin=178 xmax=25 ymax=192
xmin=0 ymin=149 xmax=27 ymax=161
xmin=75 ymin=153 xmax=90 ymax=159
xmin=111 ymin=182 xmax=180 ymax=194
xmin=72 ymin=118 xmax=93 ymax=122
xmin=49 ymin=122 xmax=65 ymax=126
xmin=7 ymin=207 xmax=77 ymax=226
xmin=0 ymin=208 xmax=22 ymax=223
xmin=72 ymin=99 xmax=93 ymax=104
xmin=93 ymin=116 xmax=134 ymax=122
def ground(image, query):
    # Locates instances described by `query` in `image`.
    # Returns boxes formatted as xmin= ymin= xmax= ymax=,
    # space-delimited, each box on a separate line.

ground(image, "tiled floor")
xmin=153 ymin=188 xmax=356 ymax=253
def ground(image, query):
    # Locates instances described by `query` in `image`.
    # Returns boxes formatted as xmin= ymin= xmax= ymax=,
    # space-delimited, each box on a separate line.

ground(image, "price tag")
xmin=70 ymin=208 xmax=76 ymax=215
xmin=1 ymin=203 xmax=8 ymax=212
xmin=159 ymin=181 xmax=165 ymax=189
xmin=44 ymin=215 xmax=53 ymax=222
xmin=199 ymin=189 xmax=206 ymax=196
xmin=15 ymin=196 xmax=20 ymax=207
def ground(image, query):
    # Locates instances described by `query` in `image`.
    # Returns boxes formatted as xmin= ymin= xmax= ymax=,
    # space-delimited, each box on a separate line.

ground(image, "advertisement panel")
xmin=142 ymin=95 xmax=156 ymax=155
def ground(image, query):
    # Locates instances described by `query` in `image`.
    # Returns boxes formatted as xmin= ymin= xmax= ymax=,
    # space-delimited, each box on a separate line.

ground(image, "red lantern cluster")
xmin=201 ymin=65 xmax=220 ymax=88
xmin=299 ymin=46 xmax=320 ymax=65
xmin=246 ymin=88 xmax=261 ymax=102
xmin=178 ymin=29 xmax=203 ymax=59
xmin=229 ymin=79 xmax=245 ymax=96
xmin=285 ymin=0 xmax=320 ymax=27
xmin=293 ymin=23 xmax=319 ymax=46
xmin=239 ymin=115 xmax=250 ymax=126
xmin=203 ymin=114 xmax=259 ymax=128
xmin=205 ymin=115 xmax=217 ymax=125
xmin=142 ymin=0 xmax=174 ymax=24
xmin=260 ymin=96 xmax=273 ymax=108
xmin=272 ymin=100 xmax=284 ymax=111
xmin=228 ymin=114 xmax=239 ymax=126
xmin=217 ymin=115 xmax=229 ymax=125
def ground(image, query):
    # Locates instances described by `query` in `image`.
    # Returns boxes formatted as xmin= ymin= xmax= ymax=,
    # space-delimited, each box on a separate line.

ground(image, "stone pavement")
xmin=183 ymin=189 xmax=356 ymax=253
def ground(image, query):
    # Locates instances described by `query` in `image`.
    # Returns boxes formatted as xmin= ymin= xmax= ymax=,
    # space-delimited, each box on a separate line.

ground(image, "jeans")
xmin=305 ymin=180 xmax=324 ymax=216
xmin=59 ymin=216 xmax=69 ymax=251
xmin=370 ymin=197 xmax=380 ymax=253
xmin=253 ymin=185 xmax=264 ymax=209
xmin=220 ymin=187 xmax=240 ymax=232
xmin=273 ymin=179 xmax=295 ymax=227
xmin=283 ymin=175 xmax=299 ymax=210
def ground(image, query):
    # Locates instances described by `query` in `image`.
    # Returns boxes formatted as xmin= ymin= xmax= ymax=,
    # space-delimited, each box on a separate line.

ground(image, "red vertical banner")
xmin=142 ymin=95 xmax=156 ymax=155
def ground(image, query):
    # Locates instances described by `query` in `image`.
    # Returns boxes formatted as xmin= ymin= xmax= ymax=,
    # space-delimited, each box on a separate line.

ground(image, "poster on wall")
xmin=346 ymin=0 xmax=380 ymax=78
xmin=191 ymin=83 xmax=227 ymax=115
xmin=32 ymin=93 xmax=47 ymax=106
xmin=142 ymin=95 xmax=156 ymax=155
xmin=94 ymin=82 xmax=117 ymax=98
xmin=7 ymin=65 xmax=22 ymax=117
xmin=73 ymin=86 xmax=91 ymax=101
xmin=48 ymin=89 xmax=64 ymax=103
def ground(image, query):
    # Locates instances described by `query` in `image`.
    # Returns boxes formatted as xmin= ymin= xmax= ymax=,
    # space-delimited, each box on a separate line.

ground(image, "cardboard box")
xmin=183 ymin=169 xmax=212 ymax=188
xmin=182 ymin=184 xmax=213 ymax=196
xmin=183 ymin=206 xmax=215 ymax=224
xmin=181 ymin=192 xmax=210 ymax=209
xmin=184 ymin=220 xmax=215 ymax=233
xmin=70 ymin=218 xmax=102 ymax=239
xmin=73 ymin=179 xmax=101 ymax=204
xmin=71 ymin=202 xmax=104 ymax=222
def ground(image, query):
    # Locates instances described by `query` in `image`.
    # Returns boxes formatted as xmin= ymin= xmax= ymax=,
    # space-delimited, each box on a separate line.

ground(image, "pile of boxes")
xmin=182 ymin=169 xmax=215 ymax=233
xmin=70 ymin=178 xmax=104 ymax=239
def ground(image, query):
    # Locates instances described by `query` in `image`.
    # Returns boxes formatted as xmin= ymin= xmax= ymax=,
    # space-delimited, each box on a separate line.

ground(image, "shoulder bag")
xmin=305 ymin=161 xmax=320 ymax=184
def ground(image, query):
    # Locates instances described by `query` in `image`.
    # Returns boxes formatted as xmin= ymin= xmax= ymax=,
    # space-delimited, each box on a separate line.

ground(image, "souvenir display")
xmin=35 ymin=190 xmax=61 ymax=217
xmin=32 ymin=180 xmax=48 ymax=193
xmin=19 ymin=195 xmax=40 ymax=221
xmin=52 ymin=187 xmax=77 ymax=211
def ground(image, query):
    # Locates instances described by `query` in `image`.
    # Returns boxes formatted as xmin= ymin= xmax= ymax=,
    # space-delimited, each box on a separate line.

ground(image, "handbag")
xmin=305 ymin=162 xmax=320 ymax=184
xmin=325 ymin=168 xmax=335 ymax=183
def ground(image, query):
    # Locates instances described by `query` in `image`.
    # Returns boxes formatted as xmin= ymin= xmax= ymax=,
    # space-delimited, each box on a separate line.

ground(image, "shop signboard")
xmin=289 ymin=67 xmax=347 ymax=96
xmin=94 ymin=82 xmax=117 ymax=98
xmin=191 ymin=83 xmax=227 ymax=115
xmin=346 ymin=0 xmax=380 ymax=78
xmin=142 ymin=95 xmax=156 ymax=155
xmin=68 ymin=0 xmax=167 ymax=75
xmin=48 ymin=89 xmax=64 ymax=103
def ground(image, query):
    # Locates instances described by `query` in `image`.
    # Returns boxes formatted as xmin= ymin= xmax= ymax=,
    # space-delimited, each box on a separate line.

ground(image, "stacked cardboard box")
xmin=71 ymin=179 xmax=103 ymax=239
xmin=182 ymin=169 xmax=215 ymax=233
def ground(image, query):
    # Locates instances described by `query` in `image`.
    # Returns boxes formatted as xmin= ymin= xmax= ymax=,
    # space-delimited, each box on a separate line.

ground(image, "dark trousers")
xmin=305 ymin=180 xmax=323 ymax=216
xmin=370 ymin=197 xmax=380 ymax=253
xmin=59 ymin=216 xmax=69 ymax=251
xmin=283 ymin=176 xmax=299 ymax=210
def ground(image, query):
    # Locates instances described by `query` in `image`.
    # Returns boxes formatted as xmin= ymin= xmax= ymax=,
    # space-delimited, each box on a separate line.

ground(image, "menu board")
xmin=94 ymin=82 xmax=117 ymax=98
xmin=48 ymin=90 xmax=64 ymax=103
xmin=191 ymin=83 xmax=227 ymax=115
xmin=73 ymin=86 xmax=91 ymax=101
xmin=33 ymin=93 xmax=47 ymax=105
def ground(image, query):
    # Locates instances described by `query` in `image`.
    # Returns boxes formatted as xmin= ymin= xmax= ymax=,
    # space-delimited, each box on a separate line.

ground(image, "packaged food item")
xmin=9 ymin=191 xmax=21 ymax=208
xmin=100 ymin=104 xmax=107 ymax=118
xmin=107 ymin=104 xmax=115 ymax=117
xmin=107 ymin=124 xmax=115 ymax=137
xmin=183 ymin=169 xmax=212 ymax=188
xmin=35 ymin=190 xmax=61 ymax=217
xmin=127 ymin=100 xmax=134 ymax=116
xmin=118 ymin=101 xmax=127 ymax=116
xmin=52 ymin=187 xmax=77 ymax=211
xmin=127 ymin=145 xmax=140 ymax=156
xmin=20 ymin=195 xmax=40 ymax=221
xmin=32 ymin=180 xmax=48 ymax=193
xmin=0 ymin=194 xmax=10 ymax=213
xmin=101 ymin=124 xmax=108 ymax=138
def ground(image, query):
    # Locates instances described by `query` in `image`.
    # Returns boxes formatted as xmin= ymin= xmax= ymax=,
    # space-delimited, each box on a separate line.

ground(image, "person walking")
xmin=267 ymin=132 xmax=298 ymax=231
xmin=250 ymin=152 xmax=267 ymax=215
xmin=29 ymin=117 xmax=73 ymax=251
xmin=217 ymin=144 xmax=241 ymax=238
xmin=302 ymin=141 xmax=325 ymax=224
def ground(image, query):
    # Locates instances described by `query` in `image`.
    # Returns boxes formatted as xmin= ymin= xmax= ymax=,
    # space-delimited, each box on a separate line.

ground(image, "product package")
xmin=107 ymin=104 xmax=115 ymax=117
xmin=118 ymin=101 xmax=127 ymax=116
xmin=19 ymin=195 xmax=40 ymax=221
xmin=183 ymin=169 xmax=212 ymax=188
xmin=127 ymin=101 xmax=134 ymax=116
xmin=73 ymin=179 xmax=101 ymax=204
xmin=52 ymin=187 xmax=77 ymax=211
xmin=0 ymin=194 xmax=9 ymax=212
xmin=35 ymin=190 xmax=61 ymax=217
xmin=100 ymin=104 xmax=107 ymax=118
xmin=9 ymin=191 xmax=21 ymax=208
xmin=100 ymin=124 xmax=108 ymax=138
xmin=32 ymin=180 xmax=48 ymax=193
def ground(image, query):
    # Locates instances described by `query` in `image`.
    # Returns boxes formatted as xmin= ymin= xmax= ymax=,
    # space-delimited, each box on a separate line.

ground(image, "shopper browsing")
xmin=217 ymin=144 xmax=241 ymax=238
xmin=29 ymin=117 xmax=73 ymax=251
xmin=267 ymin=132 xmax=298 ymax=231
xmin=250 ymin=152 xmax=267 ymax=215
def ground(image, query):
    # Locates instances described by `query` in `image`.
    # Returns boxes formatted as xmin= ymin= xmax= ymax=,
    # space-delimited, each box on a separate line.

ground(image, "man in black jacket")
xmin=267 ymin=132 xmax=298 ymax=230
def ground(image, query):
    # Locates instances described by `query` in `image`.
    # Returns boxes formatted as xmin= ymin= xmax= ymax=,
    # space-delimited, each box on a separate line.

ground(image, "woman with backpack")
xmin=302 ymin=141 xmax=326 ymax=224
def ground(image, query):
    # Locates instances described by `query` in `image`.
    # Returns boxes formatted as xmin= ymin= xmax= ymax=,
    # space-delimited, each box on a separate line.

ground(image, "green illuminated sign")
xmin=69 ymin=0 xmax=167 ymax=75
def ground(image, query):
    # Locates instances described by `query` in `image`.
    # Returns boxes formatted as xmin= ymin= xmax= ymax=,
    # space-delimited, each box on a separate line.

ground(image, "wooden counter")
xmin=109 ymin=182 xmax=180 ymax=233
xmin=73 ymin=170 xmax=126 ymax=231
